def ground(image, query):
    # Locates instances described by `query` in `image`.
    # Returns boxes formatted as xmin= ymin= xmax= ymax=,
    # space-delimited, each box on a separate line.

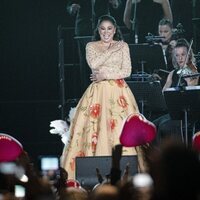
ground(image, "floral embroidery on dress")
xmin=117 ymin=95 xmax=128 ymax=108
xmin=89 ymin=103 xmax=101 ymax=118
xmin=109 ymin=118 xmax=117 ymax=132
xmin=115 ymin=79 xmax=125 ymax=88
xmin=91 ymin=132 xmax=98 ymax=153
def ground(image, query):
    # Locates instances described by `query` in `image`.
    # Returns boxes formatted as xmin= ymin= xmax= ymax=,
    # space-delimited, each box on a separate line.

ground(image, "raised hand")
xmin=108 ymin=41 xmax=124 ymax=53
xmin=90 ymin=69 xmax=105 ymax=83
xmin=112 ymin=144 xmax=123 ymax=169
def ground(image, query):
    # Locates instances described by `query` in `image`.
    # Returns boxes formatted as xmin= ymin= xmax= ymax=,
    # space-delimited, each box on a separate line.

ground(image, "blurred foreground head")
xmin=59 ymin=187 xmax=88 ymax=200
xmin=90 ymin=184 xmax=119 ymax=200
xmin=148 ymin=139 xmax=200 ymax=200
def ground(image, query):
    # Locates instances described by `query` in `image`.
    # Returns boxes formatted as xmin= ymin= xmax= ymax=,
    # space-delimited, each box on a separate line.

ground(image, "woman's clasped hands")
xmin=90 ymin=69 xmax=105 ymax=83
xmin=90 ymin=41 xmax=124 ymax=83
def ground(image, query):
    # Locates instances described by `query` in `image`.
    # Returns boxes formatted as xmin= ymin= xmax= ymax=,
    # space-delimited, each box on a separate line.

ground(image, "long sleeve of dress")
xmin=86 ymin=42 xmax=112 ymax=69
xmin=86 ymin=42 xmax=132 ymax=79
xmin=102 ymin=42 xmax=132 ymax=79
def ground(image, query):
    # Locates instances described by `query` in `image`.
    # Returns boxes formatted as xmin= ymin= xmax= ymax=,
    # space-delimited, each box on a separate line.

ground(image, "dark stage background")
xmin=0 ymin=0 xmax=199 ymax=162
xmin=0 ymin=0 xmax=127 ymax=162
xmin=0 ymin=0 xmax=80 ymax=161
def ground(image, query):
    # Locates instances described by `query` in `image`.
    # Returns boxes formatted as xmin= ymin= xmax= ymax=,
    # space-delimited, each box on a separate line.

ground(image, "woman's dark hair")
xmin=93 ymin=15 xmax=123 ymax=41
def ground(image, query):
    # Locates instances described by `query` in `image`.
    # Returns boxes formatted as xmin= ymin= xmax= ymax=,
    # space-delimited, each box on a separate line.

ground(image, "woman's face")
xmin=98 ymin=20 xmax=116 ymax=43
xmin=158 ymin=25 xmax=172 ymax=43
xmin=174 ymin=46 xmax=188 ymax=68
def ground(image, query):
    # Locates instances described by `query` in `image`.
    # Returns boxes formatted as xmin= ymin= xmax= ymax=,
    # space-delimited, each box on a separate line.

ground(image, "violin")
xmin=177 ymin=61 xmax=198 ymax=77
xmin=186 ymin=61 xmax=197 ymax=72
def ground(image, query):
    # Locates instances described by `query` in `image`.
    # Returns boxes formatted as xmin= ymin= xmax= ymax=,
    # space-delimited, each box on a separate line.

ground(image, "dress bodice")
xmin=86 ymin=41 xmax=132 ymax=79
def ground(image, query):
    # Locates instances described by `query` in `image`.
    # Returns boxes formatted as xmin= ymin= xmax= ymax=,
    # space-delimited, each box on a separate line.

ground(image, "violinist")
xmin=153 ymin=38 xmax=199 ymax=145
xmin=153 ymin=20 xmax=189 ymax=87
xmin=163 ymin=38 xmax=199 ymax=92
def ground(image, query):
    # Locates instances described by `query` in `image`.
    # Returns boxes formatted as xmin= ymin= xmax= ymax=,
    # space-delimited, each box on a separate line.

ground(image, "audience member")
xmin=2 ymin=129 xmax=200 ymax=200
xmin=147 ymin=139 xmax=200 ymax=200
xmin=0 ymin=133 xmax=56 ymax=199
xmin=89 ymin=184 xmax=119 ymax=200
xmin=59 ymin=187 xmax=88 ymax=200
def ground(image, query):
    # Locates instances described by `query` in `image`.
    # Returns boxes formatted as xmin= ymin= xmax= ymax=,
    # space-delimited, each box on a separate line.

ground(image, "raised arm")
xmin=162 ymin=70 xmax=174 ymax=92
xmin=161 ymin=0 xmax=173 ymax=22
xmin=123 ymin=0 xmax=132 ymax=29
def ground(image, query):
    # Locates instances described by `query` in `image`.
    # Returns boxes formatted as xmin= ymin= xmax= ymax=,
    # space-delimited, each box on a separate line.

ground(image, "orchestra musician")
xmin=123 ymin=0 xmax=172 ymax=43
xmin=158 ymin=18 xmax=176 ymax=71
xmin=163 ymin=38 xmax=199 ymax=91
xmin=153 ymin=19 xmax=188 ymax=86
xmin=153 ymin=38 xmax=200 ymax=145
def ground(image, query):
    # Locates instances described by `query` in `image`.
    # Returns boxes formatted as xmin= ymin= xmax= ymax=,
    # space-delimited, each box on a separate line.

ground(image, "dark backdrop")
xmin=0 ymin=0 xmax=79 ymax=162
xmin=0 ymin=0 xmax=127 ymax=162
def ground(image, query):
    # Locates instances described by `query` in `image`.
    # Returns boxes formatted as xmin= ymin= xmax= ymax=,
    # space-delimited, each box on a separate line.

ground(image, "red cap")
xmin=66 ymin=179 xmax=81 ymax=188
xmin=0 ymin=133 xmax=23 ymax=162
xmin=120 ymin=114 xmax=156 ymax=147
xmin=192 ymin=131 xmax=200 ymax=152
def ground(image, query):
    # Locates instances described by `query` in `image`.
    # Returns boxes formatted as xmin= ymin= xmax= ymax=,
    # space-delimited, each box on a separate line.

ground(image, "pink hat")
xmin=192 ymin=131 xmax=200 ymax=152
xmin=0 ymin=133 xmax=23 ymax=162
xmin=120 ymin=114 xmax=156 ymax=147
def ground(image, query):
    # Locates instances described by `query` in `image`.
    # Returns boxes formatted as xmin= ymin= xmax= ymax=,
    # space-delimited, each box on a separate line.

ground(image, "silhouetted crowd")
xmin=1 ymin=133 xmax=200 ymax=199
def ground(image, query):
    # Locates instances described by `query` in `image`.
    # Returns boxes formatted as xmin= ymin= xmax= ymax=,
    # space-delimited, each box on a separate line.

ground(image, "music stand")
xmin=127 ymin=81 xmax=167 ymax=114
xmin=129 ymin=43 xmax=167 ymax=74
xmin=164 ymin=86 xmax=200 ymax=145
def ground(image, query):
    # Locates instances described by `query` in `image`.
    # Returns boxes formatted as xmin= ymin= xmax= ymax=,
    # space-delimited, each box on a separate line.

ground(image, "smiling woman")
xmin=60 ymin=15 xmax=147 ymax=180
xmin=98 ymin=20 xmax=116 ymax=43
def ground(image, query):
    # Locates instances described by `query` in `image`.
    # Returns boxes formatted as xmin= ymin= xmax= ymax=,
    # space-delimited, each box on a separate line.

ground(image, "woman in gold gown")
xmin=61 ymin=15 xmax=145 ymax=179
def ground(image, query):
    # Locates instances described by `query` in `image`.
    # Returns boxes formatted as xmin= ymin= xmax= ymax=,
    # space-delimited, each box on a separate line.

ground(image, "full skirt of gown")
xmin=60 ymin=79 xmax=145 ymax=179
